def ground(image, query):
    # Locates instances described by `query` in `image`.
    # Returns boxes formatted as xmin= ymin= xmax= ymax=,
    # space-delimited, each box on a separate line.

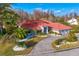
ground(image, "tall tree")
xmin=48 ymin=10 xmax=56 ymax=21
xmin=0 ymin=3 xmax=20 ymax=34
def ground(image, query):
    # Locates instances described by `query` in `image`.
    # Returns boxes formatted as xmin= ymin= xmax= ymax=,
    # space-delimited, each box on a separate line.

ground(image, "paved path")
xmin=27 ymin=34 xmax=79 ymax=56
xmin=27 ymin=35 xmax=62 ymax=56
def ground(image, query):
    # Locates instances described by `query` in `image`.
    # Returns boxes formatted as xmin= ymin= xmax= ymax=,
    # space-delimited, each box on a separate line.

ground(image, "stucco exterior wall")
xmin=59 ymin=30 xmax=70 ymax=35
xmin=67 ymin=18 xmax=78 ymax=25
xmin=51 ymin=28 xmax=70 ymax=35
xmin=52 ymin=29 xmax=60 ymax=34
xmin=40 ymin=26 xmax=44 ymax=33
xmin=40 ymin=26 xmax=70 ymax=35
xmin=40 ymin=26 xmax=48 ymax=34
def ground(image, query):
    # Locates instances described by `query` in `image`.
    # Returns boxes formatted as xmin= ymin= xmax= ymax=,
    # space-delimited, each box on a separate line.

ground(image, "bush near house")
xmin=52 ymin=32 xmax=78 ymax=46
xmin=66 ymin=32 xmax=77 ymax=42
xmin=14 ymin=28 xmax=27 ymax=39
xmin=49 ymin=30 xmax=59 ymax=35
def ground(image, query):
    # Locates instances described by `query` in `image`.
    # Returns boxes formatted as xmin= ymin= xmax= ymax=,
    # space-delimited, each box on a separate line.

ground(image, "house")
xmin=19 ymin=20 xmax=72 ymax=35
xmin=67 ymin=18 xmax=78 ymax=25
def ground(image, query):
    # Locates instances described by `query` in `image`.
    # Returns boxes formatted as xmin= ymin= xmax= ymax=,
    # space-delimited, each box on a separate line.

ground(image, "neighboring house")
xmin=19 ymin=20 xmax=72 ymax=35
xmin=67 ymin=18 xmax=78 ymax=25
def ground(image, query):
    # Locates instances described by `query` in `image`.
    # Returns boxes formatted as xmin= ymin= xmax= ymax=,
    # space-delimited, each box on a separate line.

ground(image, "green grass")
xmin=0 ymin=41 xmax=33 ymax=56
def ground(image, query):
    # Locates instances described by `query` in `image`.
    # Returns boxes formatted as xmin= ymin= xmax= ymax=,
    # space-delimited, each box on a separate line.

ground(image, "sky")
xmin=11 ymin=3 xmax=79 ymax=16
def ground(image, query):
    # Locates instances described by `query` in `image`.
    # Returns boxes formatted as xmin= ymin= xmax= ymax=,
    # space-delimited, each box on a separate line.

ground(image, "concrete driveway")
xmin=27 ymin=34 xmax=79 ymax=56
xmin=27 ymin=35 xmax=62 ymax=56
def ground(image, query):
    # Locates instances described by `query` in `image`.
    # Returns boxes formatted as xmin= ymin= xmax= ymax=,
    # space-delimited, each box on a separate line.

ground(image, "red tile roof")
xmin=50 ymin=23 xmax=72 ymax=30
xmin=20 ymin=20 xmax=72 ymax=30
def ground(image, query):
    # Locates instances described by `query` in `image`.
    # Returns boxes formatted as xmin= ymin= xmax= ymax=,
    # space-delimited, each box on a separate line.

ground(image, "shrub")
xmin=49 ymin=31 xmax=54 ymax=34
xmin=24 ymin=40 xmax=37 ymax=47
xmin=0 ymin=28 xmax=6 ymax=35
xmin=17 ymin=42 xmax=25 ymax=47
xmin=49 ymin=31 xmax=59 ymax=35
xmin=54 ymin=40 xmax=60 ymax=45
xmin=37 ymin=31 xmax=46 ymax=35
xmin=14 ymin=28 xmax=27 ymax=39
xmin=54 ymin=39 xmax=64 ymax=45
xmin=66 ymin=32 xmax=78 ymax=42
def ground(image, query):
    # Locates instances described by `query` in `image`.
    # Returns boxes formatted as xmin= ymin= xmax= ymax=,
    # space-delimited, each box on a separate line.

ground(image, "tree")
xmin=48 ymin=10 xmax=56 ymax=21
xmin=69 ymin=12 xmax=78 ymax=19
xmin=16 ymin=9 xmax=30 ymax=20
xmin=33 ymin=9 xmax=43 ymax=20
xmin=56 ymin=16 xmax=70 ymax=25
xmin=0 ymin=3 xmax=20 ymax=34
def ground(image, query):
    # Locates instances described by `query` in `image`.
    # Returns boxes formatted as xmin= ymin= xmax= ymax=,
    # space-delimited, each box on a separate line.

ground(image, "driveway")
xmin=27 ymin=34 xmax=79 ymax=56
xmin=27 ymin=35 xmax=62 ymax=56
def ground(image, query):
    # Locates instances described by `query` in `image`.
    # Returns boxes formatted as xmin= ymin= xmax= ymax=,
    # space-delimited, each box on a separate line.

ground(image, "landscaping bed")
xmin=52 ymin=40 xmax=79 ymax=52
xmin=51 ymin=31 xmax=79 ymax=52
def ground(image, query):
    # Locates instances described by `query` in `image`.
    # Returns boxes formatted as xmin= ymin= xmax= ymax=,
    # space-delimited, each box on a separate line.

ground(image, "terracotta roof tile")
xmin=20 ymin=20 xmax=72 ymax=30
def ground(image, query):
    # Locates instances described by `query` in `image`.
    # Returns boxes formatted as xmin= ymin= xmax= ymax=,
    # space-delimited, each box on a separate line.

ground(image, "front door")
xmin=44 ymin=26 xmax=48 ymax=34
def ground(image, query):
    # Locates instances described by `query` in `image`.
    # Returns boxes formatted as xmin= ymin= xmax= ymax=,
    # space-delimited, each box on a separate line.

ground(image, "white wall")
xmin=52 ymin=29 xmax=60 ymax=34
xmin=67 ymin=18 xmax=78 ymax=25
xmin=51 ymin=28 xmax=70 ymax=35
xmin=40 ymin=26 xmax=44 ymax=33
xmin=40 ymin=26 xmax=48 ymax=34
xmin=59 ymin=30 xmax=70 ymax=35
xmin=40 ymin=26 xmax=70 ymax=35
